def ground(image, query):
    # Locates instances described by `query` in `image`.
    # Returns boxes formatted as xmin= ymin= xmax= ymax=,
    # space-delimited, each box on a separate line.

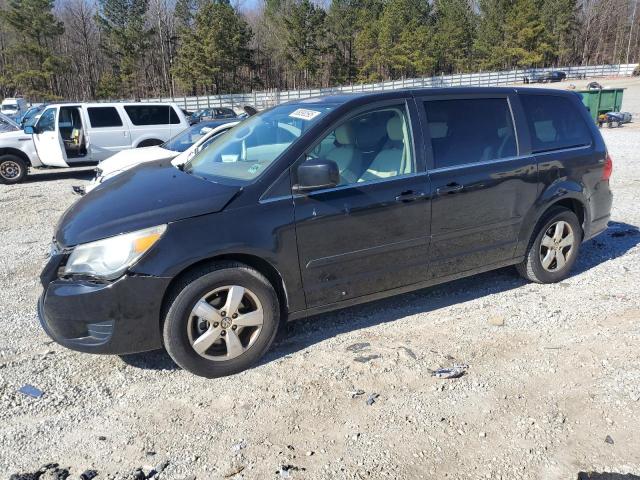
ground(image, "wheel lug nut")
xmin=213 ymin=322 xmax=219 ymax=327
xmin=221 ymin=311 xmax=226 ymax=316
xmin=232 ymin=313 xmax=238 ymax=319
xmin=221 ymin=330 xmax=226 ymax=336
xmin=232 ymin=325 xmax=237 ymax=330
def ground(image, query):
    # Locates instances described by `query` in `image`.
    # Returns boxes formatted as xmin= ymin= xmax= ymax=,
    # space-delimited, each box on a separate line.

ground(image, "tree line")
xmin=0 ymin=0 xmax=639 ymax=102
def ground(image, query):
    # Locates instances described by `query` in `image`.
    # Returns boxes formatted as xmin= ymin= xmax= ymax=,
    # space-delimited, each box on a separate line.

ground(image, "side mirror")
xmin=294 ymin=158 xmax=339 ymax=193
xmin=24 ymin=125 xmax=35 ymax=134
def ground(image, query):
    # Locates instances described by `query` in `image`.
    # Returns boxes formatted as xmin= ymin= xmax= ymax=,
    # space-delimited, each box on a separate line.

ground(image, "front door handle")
xmin=436 ymin=182 xmax=464 ymax=195
xmin=395 ymin=190 xmax=426 ymax=203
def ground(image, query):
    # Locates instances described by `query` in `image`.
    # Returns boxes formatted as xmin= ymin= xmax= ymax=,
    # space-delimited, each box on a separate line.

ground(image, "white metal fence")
xmin=142 ymin=63 xmax=639 ymax=112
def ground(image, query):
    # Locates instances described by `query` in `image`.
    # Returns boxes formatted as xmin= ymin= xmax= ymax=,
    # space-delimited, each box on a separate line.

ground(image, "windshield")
xmin=21 ymin=106 xmax=45 ymax=127
xmin=185 ymin=103 xmax=334 ymax=184
xmin=162 ymin=123 xmax=225 ymax=152
xmin=2 ymin=104 xmax=18 ymax=113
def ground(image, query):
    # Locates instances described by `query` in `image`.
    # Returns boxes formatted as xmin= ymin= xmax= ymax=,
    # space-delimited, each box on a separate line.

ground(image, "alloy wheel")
xmin=187 ymin=285 xmax=264 ymax=361
xmin=539 ymin=220 xmax=575 ymax=272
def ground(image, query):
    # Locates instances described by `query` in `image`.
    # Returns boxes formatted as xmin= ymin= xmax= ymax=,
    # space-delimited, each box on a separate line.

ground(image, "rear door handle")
xmin=395 ymin=190 xmax=426 ymax=202
xmin=436 ymin=183 xmax=464 ymax=195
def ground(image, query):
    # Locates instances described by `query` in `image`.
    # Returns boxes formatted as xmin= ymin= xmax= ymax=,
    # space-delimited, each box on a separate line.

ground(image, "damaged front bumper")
xmin=38 ymin=253 xmax=171 ymax=355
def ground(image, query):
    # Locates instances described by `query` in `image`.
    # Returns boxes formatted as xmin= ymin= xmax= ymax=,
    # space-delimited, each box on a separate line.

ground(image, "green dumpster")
xmin=576 ymin=88 xmax=625 ymax=123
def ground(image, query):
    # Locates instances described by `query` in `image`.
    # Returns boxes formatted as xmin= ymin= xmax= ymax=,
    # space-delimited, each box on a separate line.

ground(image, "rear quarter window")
xmin=519 ymin=94 xmax=592 ymax=153
xmin=124 ymin=105 xmax=181 ymax=126
xmin=87 ymin=107 xmax=123 ymax=128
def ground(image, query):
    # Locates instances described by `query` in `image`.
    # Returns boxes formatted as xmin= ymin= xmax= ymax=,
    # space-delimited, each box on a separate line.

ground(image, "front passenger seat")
xmin=359 ymin=115 xmax=407 ymax=182
xmin=326 ymin=124 xmax=359 ymax=184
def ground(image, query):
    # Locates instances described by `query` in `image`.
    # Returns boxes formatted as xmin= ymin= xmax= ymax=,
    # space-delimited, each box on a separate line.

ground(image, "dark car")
xmin=523 ymin=71 xmax=567 ymax=83
xmin=190 ymin=107 xmax=237 ymax=125
xmin=39 ymin=88 xmax=613 ymax=378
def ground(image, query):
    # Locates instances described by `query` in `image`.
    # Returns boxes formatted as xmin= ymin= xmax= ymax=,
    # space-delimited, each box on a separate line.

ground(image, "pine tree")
xmin=173 ymin=0 xmax=252 ymax=94
xmin=353 ymin=0 xmax=385 ymax=81
xmin=0 ymin=0 xmax=65 ymax=99
xmin=503 ymin=0 xmax=548 ymax=68
xmin=326 ymin=0 xmax=359 ymax=84
xmin=282 ymin=0 xmax=327 ymax=88
xmin=540 ymin=0 xmax=579 ymax=66
xmin=433 ymin=0 xmax=476 ymax=73
xmin=474 ymin=0 xmax=510 ymax=70
xmin=368 ymin=0 xmax=435 ymax=80
xmin=96 ymin=0 xmax=154 ymax=98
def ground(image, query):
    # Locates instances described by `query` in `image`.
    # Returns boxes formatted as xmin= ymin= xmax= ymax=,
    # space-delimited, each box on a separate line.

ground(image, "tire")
xmin=137 ymin=139 xmax=163 ymax=148
xmin=163 ymin=262 xmax=280 ymax=378
xmin=0 ymin=154 xmax=27 ymax=184
xmin=516 ymin=207 xmax=582 ymax=284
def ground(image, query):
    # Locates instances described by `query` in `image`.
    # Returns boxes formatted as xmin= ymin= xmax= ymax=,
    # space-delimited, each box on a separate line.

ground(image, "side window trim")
xmin=292 ymin=98 xmax=421 ymax=192
xmin=418 ymin=93 xmax=520 ymax=171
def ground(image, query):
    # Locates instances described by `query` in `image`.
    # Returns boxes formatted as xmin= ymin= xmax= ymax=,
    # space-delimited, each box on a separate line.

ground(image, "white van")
xmin=0 ymin=102 xmax=189 ymax=183
xmin=1 ymin=98 xmax=28 ymax=119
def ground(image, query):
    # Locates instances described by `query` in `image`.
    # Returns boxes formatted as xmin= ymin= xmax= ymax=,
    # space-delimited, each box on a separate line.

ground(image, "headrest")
xmin=335 ymin=124 xmax=355 ymax=145
xmin=387 ymin=116 xmax=404 ymax=141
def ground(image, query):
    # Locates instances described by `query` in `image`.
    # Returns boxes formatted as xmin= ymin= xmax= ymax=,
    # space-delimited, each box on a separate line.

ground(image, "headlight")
xmin=64 ymin=225 xmax=166 ymax=279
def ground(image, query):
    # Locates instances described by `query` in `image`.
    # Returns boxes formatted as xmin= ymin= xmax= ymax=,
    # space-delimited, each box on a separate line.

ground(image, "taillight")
xmin=603 ymin=153 xmax=613 ymax=180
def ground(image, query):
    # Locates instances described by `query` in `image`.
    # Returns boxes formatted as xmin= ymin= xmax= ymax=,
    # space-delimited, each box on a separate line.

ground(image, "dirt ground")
xmin=0 ymin=79 xmax=639 ymax=480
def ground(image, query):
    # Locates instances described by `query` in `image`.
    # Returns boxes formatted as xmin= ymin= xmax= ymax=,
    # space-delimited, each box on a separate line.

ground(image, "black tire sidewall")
xmin=528 ymin=209 xmax=582 ymax=283
xmin=163 ymin=266 xmax=279 ymax=378
xmin=0 ymin=155 xmax=27 ymax=184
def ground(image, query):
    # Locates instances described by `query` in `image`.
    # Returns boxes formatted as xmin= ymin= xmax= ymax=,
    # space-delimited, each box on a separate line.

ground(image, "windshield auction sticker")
xmin=289 ymin=108 xmax=322 ymax=121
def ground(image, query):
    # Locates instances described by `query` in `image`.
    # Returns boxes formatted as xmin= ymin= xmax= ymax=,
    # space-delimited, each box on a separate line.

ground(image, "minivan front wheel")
xmin=163 ymin=262 xmax=280 ymax=377
xmin=517 ymin=208 xmax=582 ymax=283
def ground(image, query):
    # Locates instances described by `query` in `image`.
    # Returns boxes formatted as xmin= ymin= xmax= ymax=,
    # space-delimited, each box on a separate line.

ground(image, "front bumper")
xmin=39 ymin=265 xmax=172 ymax=355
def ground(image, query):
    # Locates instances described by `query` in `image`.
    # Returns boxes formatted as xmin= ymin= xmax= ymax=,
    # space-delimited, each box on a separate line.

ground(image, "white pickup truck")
xmin=0 ymin=102 xmax=189 ymax=184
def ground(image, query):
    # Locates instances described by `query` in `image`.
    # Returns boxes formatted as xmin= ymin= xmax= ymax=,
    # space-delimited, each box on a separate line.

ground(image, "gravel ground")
xmin=1 ymin=83 xmax=640 ymax=480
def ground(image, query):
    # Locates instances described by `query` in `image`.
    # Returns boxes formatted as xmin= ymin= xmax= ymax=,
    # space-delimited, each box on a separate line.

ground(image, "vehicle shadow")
xmin=573 ymin=221 xmax=640 ymax=275
xmin=120 ymin=220 xmax=639 ymax=373
xmin=24 ymin=167 xmax=94 ymax=183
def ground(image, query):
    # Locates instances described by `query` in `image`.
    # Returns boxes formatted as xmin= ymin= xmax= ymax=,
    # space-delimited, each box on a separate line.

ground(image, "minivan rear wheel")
xmin=163 ymin=262 xmax=280 ymax=378
xmin=516 ymin=207 xmax=582 ymax=283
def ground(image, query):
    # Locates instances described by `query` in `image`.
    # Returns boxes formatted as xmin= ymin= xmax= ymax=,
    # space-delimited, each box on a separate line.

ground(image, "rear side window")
xmin=87 ymin=107 xmax=123 ymax=128
xmin=124 ymin=105 xmax=181 ymax=125
xmin=424 ymin=98 xmax=517 ymax=169
xmin=520 ymin=94 xmax=592 ymax=153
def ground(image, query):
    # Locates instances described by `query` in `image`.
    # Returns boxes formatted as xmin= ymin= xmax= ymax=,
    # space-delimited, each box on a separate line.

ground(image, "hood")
xmin=56 ymin=160 xmax=241 ymax=247
xmin=0 ymin=113 xmax=20 ymax=131
xmin=98 ymin=146 xmax=177 ymax=176
xmin=0 ymin=129 xmax=30 ymax=141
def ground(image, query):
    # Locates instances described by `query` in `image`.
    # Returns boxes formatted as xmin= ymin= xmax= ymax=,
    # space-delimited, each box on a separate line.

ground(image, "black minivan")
xmin=39 ymin=88 xmax=613 ymax=377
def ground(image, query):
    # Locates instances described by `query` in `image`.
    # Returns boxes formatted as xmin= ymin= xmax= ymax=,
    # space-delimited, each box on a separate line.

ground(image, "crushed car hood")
xmin=56 ymin=160 xmax=241 ymax=247
xmin=98 ymin=146 xmax=178 ymax=176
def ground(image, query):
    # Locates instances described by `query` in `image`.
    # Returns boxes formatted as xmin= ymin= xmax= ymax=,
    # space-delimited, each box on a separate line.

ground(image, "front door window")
xmin=304 ymin=105 xmax=415 ymax=186
xmin=37 ymin=108 xmax=56 ymax=132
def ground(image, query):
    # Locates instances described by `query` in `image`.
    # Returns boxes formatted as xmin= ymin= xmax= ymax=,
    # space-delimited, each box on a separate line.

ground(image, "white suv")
xmin=0 ymin=102 xmax=189 ymax=184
